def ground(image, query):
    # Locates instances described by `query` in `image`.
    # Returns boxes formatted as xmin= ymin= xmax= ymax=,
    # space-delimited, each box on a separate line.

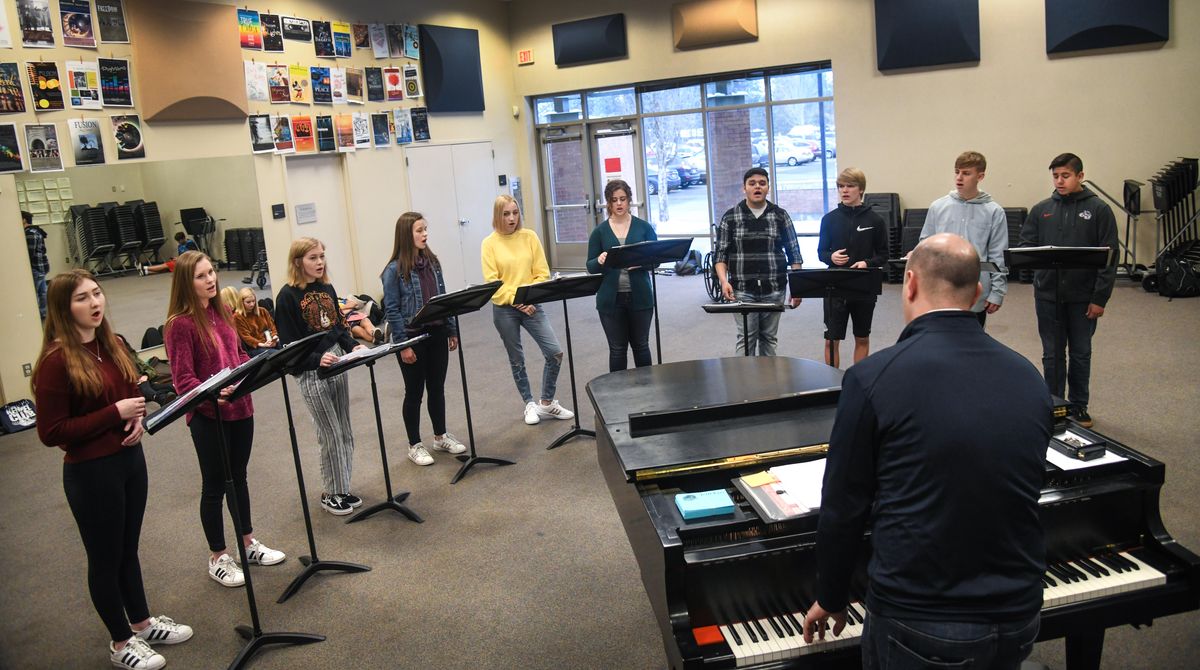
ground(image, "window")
xmin=586 ymin=87 xmax=636 ymax=119
xmin=640 ymin=84 xmax=701 ymax=114
xmin=534 ymin=94 xmax=582 ymax=125
xmin=705 ymin=74 xmax=765 ymax=106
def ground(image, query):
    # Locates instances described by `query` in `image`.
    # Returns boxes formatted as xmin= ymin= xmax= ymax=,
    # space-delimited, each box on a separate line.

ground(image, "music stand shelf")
xmin=515 ymin=274 xmax=604 ymax=450
xmin=604 ymin=238 xmax=693 ymax=364
xmin=410 ymin=281 xmax=513 ymax=484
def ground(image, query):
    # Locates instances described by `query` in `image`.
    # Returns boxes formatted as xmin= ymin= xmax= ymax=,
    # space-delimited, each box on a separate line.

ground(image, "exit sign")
xmin=517 ymin=49 xmax=534 ymax=65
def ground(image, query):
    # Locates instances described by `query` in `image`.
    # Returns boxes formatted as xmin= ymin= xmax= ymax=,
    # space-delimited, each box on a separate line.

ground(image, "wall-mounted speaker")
xmin=671 ymin=0 xmax=758 ymax=51
xmin=874 ymin=0 xmax=980 ymax=72
xmin=552 ymin=14 xmax=627 ymax=67
xmin=418 ymin=24 xmax=485 ymax=113
xmin=1045 ymin=0 xmax=1168 ymax=54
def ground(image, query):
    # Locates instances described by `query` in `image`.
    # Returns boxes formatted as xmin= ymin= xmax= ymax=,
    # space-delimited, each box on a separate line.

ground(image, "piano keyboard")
xmin=707 ymin=551 xmax=1166 ymax=667
xmin=1042 ymin=551 xmax=1167 ymax=608
xmin=715 ymin=601 xmax=867 ymax=666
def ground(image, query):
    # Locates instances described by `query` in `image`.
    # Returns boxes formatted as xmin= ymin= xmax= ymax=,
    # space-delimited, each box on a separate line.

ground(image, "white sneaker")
xmin=208 ymin=553 xmax=244 ymax=587
xmin=432 ymin=433 xmax=467 ymax=454
xmin=110 ymin=637 xmax=165 ymax=670
xmin=135 ymin=615 xmax=194 ymax=645
xmin=244 ymin=538 xmax=286 ymax=566
xmin=535 ymin=399 xmax=575 ymax=421
xmin=408 ymin=443 xmax=434 ymax=465
xmin=524 ymin=402 xmax=540 ymax=425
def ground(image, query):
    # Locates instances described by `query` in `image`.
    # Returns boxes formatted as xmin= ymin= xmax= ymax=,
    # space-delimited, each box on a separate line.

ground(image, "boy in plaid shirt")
xmin=24 ymin=210 xmax=49 ymax=319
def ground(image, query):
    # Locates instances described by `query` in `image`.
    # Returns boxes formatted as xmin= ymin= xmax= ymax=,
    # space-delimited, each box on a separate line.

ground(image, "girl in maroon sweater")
xmin=164 ymin=251 xmax=286 ymax=588
xmin=33 ymin=269 xmax=193 ymax=670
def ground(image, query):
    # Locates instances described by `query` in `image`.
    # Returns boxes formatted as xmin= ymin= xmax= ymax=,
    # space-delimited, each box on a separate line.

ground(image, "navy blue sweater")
xmin=815 ymin=310 xmax=1051 ymax=622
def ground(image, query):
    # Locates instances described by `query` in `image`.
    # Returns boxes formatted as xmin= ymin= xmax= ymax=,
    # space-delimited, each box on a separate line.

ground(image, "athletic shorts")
xmin=165 ymin=258 xmax=176 ymax=272
xmin=824 ymin=296 xmax=877 ymax=340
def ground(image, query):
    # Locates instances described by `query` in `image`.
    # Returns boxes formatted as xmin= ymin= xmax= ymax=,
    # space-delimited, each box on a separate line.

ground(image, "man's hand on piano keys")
xmin=801 ymin=601 xmax=846 ymax=644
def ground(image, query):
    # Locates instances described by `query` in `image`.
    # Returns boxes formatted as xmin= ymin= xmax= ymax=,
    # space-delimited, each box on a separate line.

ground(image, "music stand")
xmin=231 ymin=332 xmax=371 ymax=604
xmin=514 ymin=274 xmax=604 ymax=450
xmin=318 ymin=335 xmax=431 ymax=524
xmin=409 ymin=281 xmax=512 ymax=485
xmin=145 ymin=357 xmax=323 ymax=669
xmin=604 ymin=238 xmax=693 ymax=364
xmin=1005 ymin=246 xmax=1112 ymax=405
xmin=701 ymin=302 xmax=785 ymax=356
xmin=887 ymin=258 xmax=1002 ymax=273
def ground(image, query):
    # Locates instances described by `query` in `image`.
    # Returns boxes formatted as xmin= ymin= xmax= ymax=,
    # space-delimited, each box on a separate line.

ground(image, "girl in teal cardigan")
xmin=586 ymin=179 xmax=658 ymax=371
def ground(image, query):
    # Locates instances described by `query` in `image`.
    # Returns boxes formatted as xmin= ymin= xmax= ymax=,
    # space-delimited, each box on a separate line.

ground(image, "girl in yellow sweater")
xmin=481 ymin=196 xmax=574 ymax=425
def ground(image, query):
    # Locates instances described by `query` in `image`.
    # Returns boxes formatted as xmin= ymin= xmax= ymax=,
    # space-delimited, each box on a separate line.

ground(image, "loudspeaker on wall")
xmin=671 ymin=0 xmax=758 ymax=51
xmin=552 ymin=14 xmax=627 ymax=67
xmin=419 ymin=25 xmax=485 ymax=113
xmin=874 ymin=0 xmax=980 ymax=72
xmin=1045 ymin=0 xmax=1168 ymax=54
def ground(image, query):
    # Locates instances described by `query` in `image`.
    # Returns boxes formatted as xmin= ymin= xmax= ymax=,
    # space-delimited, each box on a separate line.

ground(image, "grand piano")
xmin=590 ymin=356 xmax=1200 ymax=669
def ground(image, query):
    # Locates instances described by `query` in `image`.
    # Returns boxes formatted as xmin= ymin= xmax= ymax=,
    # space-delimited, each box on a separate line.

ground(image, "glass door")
xmin=591 ymin=121 xmax=644 ymax=228
xmin=539 ymin=124 xmax=593 ymax=268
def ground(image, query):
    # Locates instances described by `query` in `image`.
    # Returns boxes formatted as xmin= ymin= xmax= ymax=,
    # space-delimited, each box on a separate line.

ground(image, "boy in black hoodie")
xmin=1019 ymin=153 xmax=1118 ymax=428
xmin=816 ymin=168 xmax=888 ymax=368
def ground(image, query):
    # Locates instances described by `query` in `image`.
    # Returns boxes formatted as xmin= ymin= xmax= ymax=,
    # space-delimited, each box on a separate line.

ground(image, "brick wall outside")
xmin=548 ymin=139 xmax=589 ymax=243
xmin=708 ymin=108 xmax=753 ymax=222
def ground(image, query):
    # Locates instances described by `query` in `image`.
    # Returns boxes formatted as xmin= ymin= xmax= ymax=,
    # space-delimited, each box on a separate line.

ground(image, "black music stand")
xmin=409 ymin=281 xmax=512 ymax=484
xmin=700 ymin=301 xmax=785 ymax=356
xmin=145 ymin=357 xmax=324 ymax=669
xmin=515 ymin=274 xmax=604 ymax=450
xmin=888 ymin=258 xmax=1001 ymax=273
xmin=604 ymin=238 xmax=693 ymax=364
xmin=1005 ymin=246 xmax=1112 ymax=406
xmin=231 ymin=332 xmax=371 ymax=603
xmin=318 ymin=335 xmax=431 ymax=524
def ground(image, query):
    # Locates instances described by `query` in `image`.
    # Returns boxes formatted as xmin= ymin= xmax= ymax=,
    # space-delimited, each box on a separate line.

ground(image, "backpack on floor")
xmin=675 ymin=250 xmax=702 ymax=276
xmin=0 ymin=399 xmax=36 ymax=434
xmin=1158 ymin=250 xmax=1200 ymax=299
xmin=355 ymin=294 xmax=384 ymax=323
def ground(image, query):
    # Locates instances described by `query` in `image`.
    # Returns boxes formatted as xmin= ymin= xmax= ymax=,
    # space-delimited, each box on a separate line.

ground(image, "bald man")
xmin=803 ymin=234 xmax=1052 ymax=669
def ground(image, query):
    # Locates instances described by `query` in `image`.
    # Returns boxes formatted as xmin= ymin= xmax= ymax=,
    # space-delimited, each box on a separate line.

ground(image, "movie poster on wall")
xmin=68 ymin=118 xmax=105 ymax=165
xmin=267 ymin=64 xmax=290 ymax=103
xmin=352 ymin=112 xmax=370 ymax=148
xmin=403 ymin=64 xmax=422 ymax=98
xmin=0 ymin=64 xmax=27 ymax=113
xmin=98 ymin=58 xmax=133 ymax=106
xmin=244 ymin=61 xmax=268 ymax=102
xmin=17 ymin=0 xmax=55 ymax=48
xmin=310 ymin=66 xmax=331 ymax=104
xmin=95 ymin=1 xmax=128 ymax=43
xmin=365 ymin=67 xmax=384 ymax=102
xmin=60 ymin=0 xmax=96 ymax=48
xmin=111 ymin=114 xmax=144 ymax=160
xmin=312 ymin=21 xmax=335 ymax=58
xmin=0 ymin=8 xmax=12 ymax=48
xmin=333 ymin=113 xmax=354 ymax=152
xmin=403 ymin=24 xmax=420 ymax=59
xmin=281 ymin=16 xmax=311 ymax=42
xmin=260 ymin=14 xmax=284 ymax=52
xmin=315 ymin=115 xmax=334 ymax=152
xmin=65 ymin=60 xmax=102 ymax=109
xmin=237 ymin=9 xmax=261 ymax=50
xmin=271 ymin=115 xmax=294 ymax=153
xmin=247 ymin=114 xmax=274 ymax=153
xmin=330 ymin=67 xmax=346 ymax=105
xmin=24 ymin=123 xmax=62 ymax=172
xmin=0 ymin=123 xmax=24 ymax=172
xmin=352 ymin=24 xmax=369 ymax=49
xmin=288 ymin=64 xmax=310 ymax=103
xmin=370 ymin=113 xmax=390 ymax=147
xmin=290 ymin=115 xmax=314 ymax=153
xmin=411 ymin=107 xmax=430 ymax=142
xmin=386 ymin=25 xmax=404 ymax=58
xmin=383 ymin=67 xmax=403 ymax=102
xmin=368 ymin=24 xmax=388 ymax=59
xmin=345 ymin=68 xmax=364 ymax=104
xmin=393 ymin=108 xmax=412 ymax=145
xmin=26 ymin=62 xmax=64 ymax=110
xmin=331 ymin=21 xmax=352 ymax=58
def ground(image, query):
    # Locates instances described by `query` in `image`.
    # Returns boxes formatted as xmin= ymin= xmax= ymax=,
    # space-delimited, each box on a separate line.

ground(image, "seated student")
xmin=340 ymin=295 xmax=385 ymax=343
xmin=219 ymin=286 xmax=240 ymax=315
xmin=233 ymin=287 xmax=279 ymax=357
xmin=176 ymin=232 xmax=199 ymax=256
xmin=816 ymin=167 xmax=888 ymax=368
xmin=140 ymin=234 xmax=199 ymax=276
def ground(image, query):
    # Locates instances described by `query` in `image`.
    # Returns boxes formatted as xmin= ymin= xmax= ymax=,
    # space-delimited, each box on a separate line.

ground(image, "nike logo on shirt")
xmin=856 ymin=226 xmax=873 ymax=231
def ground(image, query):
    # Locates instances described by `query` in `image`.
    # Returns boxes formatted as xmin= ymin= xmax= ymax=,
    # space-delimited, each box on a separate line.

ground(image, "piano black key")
xmin=1041 ymin=576 xmax=1052 ymax=588
xmin=1119 ymin=552 xmax=1141 ymax=570
xmin=1074 ymin=558 xmax=1102 ymax=578
xmin=1047 ymin=563 xmax=1075 ymax=582
xmin=740 ymin=619 xmax=758 ymax=643
xmin=1062 ymin=561 xmax=1090 ymax=581
xmin=846 ymin=604 xmax=862 ymax=625
xmin=1081 ymin=556 xmax=1109 ymax=577
xmin=751 ymin=616 xmax=769 ymax=640
xmin=764 ymin=612 xmax=784 ymax=638
xmin=1043 ymin=572 xmax=1057 ymax=587
xmin=1095 ymin=553 xmax=1126 ymax=573
xmin=769 ymin=596 xmax=795 ymax=636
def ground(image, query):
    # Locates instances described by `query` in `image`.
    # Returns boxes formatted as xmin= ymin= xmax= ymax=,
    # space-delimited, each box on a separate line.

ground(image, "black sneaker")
xmin=341 ymin=493 xmax=362 ymax=508
xmin=320 ymin=493 xmax=352 ymax=516
xmin=1072 ymin=406 xmax=1093 ymax=429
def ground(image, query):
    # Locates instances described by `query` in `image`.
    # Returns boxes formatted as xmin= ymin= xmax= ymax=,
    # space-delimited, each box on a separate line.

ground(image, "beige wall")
xmin=509 ymin=0 xmax=1199 ymax=263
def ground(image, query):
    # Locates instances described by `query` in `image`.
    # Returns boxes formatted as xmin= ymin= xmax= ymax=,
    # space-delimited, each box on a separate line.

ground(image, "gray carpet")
xmin=1 ymin=272 xmax=1197 ymax=669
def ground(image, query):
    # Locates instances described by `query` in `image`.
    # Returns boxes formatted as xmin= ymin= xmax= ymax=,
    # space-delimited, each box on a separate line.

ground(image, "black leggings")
xmin=63 ymin=445 xmax=151 ymax=643
xmin=397 ymin=328 xmax=450 ymax=445
xmin=188 ymin=413 xmax=254 ymax=552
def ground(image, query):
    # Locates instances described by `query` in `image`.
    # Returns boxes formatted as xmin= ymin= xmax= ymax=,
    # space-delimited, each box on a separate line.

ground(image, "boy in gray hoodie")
xmin=920 ymin=151 xmax=1008 ymax=327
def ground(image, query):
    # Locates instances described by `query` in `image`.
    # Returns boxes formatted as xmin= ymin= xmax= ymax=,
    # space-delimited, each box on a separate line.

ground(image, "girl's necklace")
xmin=84 ymin=340 xmax=102 ymax=362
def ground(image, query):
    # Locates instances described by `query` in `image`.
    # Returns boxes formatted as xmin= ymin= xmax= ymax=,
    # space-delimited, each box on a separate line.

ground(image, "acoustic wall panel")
xmin=418 ymin=25 xmax=485 ymax=113
xmin=552 ymin=14 xmax=627 ymax=67
xmin=1045 ymin=0 xmax=1168 ymax=54
xmin=671 ymin=0 xmax=758 ymax=50
xmin=874 ymin=0 xmax=980 ymax=71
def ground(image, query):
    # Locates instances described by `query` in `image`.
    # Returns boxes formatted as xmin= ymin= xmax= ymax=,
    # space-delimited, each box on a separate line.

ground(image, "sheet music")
xmin=335 ymin=346 xmax=379 ymax=364
xmin=769 ymin=459 xmax=827 ymax=510
xmin=145 ymin=367 xmax=230 ymax=432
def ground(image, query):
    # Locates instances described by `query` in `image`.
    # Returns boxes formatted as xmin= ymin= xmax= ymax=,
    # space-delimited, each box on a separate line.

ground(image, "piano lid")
xmin=588 ymin=357 xmax=843 ymax=479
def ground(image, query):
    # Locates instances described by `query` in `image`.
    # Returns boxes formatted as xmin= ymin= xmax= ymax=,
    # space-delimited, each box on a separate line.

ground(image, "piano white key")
xmin=718 ymin=624 xmax=752 ymax=667
xmin=1120 ymin=552 xmax=1168 ymax=588
xmin=1042 ymin=553 xmax=1169 ymax=610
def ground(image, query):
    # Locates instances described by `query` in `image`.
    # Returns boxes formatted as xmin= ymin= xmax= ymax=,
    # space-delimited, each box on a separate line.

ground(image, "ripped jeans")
xmin=492 ymin=303 xmax=563 ymax=405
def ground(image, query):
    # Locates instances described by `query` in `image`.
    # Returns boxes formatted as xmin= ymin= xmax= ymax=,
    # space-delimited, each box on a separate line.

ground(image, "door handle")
xmin=459 ymin=219 xmax=468 ymax=226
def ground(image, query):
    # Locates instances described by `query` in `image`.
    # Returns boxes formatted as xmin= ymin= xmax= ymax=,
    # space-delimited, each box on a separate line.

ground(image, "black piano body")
xmin=590 ymin=356 xmax=1200 ymax=669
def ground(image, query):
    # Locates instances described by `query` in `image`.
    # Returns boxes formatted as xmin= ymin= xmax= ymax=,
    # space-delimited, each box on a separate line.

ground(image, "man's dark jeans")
xmin=1034 ymin=299 xmax=1097 ymax=408
xmin=863 ymin=612 xmax=1039 ymax=669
